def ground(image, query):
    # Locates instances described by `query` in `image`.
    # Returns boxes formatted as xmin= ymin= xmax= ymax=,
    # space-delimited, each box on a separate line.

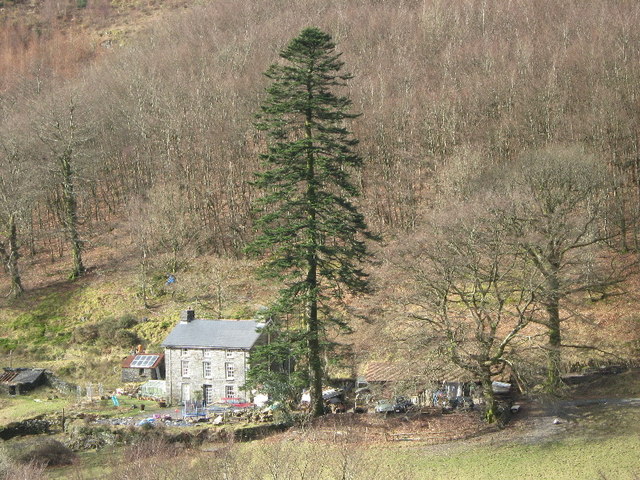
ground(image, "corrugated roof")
xmin=161 ymin=319 xmax=264 ymax=349
xmin=363 ymin=361 xmax=476 ymax=383
xmin=0 ymin=371 xmax=18 ymax=383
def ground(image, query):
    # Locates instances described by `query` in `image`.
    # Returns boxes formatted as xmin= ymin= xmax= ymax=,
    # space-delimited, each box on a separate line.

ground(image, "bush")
xmin=0 ymin=338 xmax=18 ymax=354
xmin=94 ymin=315 xmax=141 ymax=347
xmin=72 ymin=324 xmax=99 ymax=344
xmin=113 ymin=329 xmax=140 ymax=347
xmin=16 ymin=439 xmax=76 ymax=468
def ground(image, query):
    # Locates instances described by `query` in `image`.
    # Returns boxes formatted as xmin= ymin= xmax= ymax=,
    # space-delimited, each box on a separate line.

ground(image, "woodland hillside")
xmin=1 ymin=0 xmax=640 ymax=386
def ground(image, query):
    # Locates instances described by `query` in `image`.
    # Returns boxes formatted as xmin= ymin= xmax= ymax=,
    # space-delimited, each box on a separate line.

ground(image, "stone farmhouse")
xmin=161 ymin=308 xmax=267 ymax=405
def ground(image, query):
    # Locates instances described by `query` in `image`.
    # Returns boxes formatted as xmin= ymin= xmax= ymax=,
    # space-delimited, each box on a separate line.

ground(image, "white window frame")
xmin=204 ymin=349 xmax=213 ymax=358
xmin=225 ymin=349 xmax=234 ymax=358
xmin=204 ymin=385 xmax=214 ymax=405
xmin=225 ymin=362 xmax=235 ymax=380
xmin=203 ymin=361 xmax=212 ymax=378
xmin=181 ymin=348 xmax=189 ymax=357
xmin=225 ymin=385 xmax=235 ymax=398
xmin=181 ymin=360 xmax=190 ymax=377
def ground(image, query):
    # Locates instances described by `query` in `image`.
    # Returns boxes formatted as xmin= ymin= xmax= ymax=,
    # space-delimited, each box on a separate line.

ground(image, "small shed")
xmin=362 ymin=360 xmax=479 ymax=406
xmin=0 ymin=368 xmax=47 ymax=395
xmin=121 ymin=354 xmax=165 ymax=382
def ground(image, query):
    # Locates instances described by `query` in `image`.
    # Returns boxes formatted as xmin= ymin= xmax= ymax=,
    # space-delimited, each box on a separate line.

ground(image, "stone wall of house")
xmin=121 ymin=367 xmax=158 ymax=383
xmin=165 ymin=347 xmax=250 ymax=405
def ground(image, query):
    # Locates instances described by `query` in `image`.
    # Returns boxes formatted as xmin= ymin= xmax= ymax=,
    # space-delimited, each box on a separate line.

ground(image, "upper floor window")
xmin=204 ymin=349 xmax=213 ymax=358
xmin=181 ymin=349 xmax=189 ymax=357
xmin=203 ymin=361 xmax=212 ymax=378
xmin=181 ymin=360 xmax=190 ymax=377
xmin=225 ymin=362 xmax=235 ymax=380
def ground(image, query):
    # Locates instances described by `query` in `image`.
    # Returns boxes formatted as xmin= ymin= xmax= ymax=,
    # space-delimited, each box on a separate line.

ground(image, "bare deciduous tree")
xmin=33 ymin=94 xmax=94 ymax=279
xmin=398 ymin=202 xmax=538 ymax=421
xmin=0 ymin=135 xmax=36 ymax=297
xmin=505 ymin=146 xmax=628 ymax=389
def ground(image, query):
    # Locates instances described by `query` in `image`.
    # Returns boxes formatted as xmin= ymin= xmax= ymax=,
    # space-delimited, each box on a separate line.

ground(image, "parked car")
xmin=374 ymin=396 xmax=413 ymax=413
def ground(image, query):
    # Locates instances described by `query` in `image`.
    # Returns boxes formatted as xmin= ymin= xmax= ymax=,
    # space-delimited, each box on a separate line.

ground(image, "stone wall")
xmin=165 ymin=347 xmax=251 ymax=405
xmin=121 ymin=367 xmax=157 ymax=383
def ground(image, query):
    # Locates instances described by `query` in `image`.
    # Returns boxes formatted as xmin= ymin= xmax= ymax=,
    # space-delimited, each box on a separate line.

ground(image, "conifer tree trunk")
xmin=305 ymin=110 xmax=325 ymax=416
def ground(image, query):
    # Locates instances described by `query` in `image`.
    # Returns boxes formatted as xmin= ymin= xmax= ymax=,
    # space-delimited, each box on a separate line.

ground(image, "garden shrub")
xmin=16 ymin=439 xmax=76 ymax=467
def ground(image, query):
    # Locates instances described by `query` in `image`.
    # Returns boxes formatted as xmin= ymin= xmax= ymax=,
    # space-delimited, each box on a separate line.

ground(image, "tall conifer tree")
xmin=249 ymin=27 xmax=373 ymax=417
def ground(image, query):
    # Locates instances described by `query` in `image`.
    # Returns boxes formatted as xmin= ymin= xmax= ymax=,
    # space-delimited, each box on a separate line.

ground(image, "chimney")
xmin=180 ymin=308 xmax=195 ymax=323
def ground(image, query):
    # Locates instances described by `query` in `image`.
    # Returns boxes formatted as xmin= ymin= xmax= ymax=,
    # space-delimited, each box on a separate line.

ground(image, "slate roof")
xmin=161 ymin=319 xmax=265 ymax=349
xmin=0 ymin=368 xmax=46 ymax=386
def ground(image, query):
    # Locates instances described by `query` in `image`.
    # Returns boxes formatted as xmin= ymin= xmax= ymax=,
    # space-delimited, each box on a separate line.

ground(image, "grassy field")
xmin=390 ymin=436 xmax=640 ymax=479
xmin=46 ymin=433 xmax=640 ymax=479
xmin=0 ymin=395 xmax=69 ymax=424
xmin=39 ymin=395 xmax=640 ymax=479
xmin=0 ymin=393 xmax=163 ymax=426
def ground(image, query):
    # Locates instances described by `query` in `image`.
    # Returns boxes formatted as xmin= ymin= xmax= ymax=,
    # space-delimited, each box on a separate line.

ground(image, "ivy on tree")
xmin=248 ymin=27 xmax=374 ymax=417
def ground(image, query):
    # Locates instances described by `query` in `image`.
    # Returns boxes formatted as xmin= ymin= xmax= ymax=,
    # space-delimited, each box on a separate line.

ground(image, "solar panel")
xmin=130 ymin=355 xmax=159 ymax=368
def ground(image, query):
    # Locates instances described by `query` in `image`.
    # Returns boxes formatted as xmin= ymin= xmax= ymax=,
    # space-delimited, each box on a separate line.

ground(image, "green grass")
xmin=43 ymin=415 xmax=640 ymax=480
xmin=0 ymin=394 xmax=163 ymax=426
xmin=47 ymin=447 xmax=120 ymax=480
xmin=0 ymin=395 xmax=70 ymax=424
xmin=388 ymin=437 xmax=640 ymax=479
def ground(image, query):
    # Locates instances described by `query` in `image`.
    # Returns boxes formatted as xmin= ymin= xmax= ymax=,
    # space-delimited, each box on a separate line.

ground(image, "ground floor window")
xmin=203 ymin=384 xmax=214 ymax=405
xmin=225 ymin=385 xmax=235 ymax=398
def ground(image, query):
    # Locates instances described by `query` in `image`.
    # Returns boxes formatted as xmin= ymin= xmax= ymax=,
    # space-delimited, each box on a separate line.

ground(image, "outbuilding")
xmin=121 ymin=353 xmax=165 ymax=382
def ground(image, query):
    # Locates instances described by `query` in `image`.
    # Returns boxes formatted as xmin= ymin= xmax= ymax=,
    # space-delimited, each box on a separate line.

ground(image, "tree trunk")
xmin=481 ymin=369 xmax=497 ymax=423
xmin=0 ymin=212 xmax=24 ymax=297
xmin=307 ymin=291 xmax=324 ymax=417
xmin=305 ymin=99 xmax=324 ymax=418
xmin=60 ymin=148 xmax=85 ymax=279
xmin=545 ymin=299 xmax=562 ymax=390
xmin=544 ymin=264 xmax=562 ymax=391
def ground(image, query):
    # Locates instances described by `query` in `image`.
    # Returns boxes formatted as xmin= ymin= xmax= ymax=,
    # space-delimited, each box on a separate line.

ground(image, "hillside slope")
xmin=1 ymin=0 xmax=639 ymax=387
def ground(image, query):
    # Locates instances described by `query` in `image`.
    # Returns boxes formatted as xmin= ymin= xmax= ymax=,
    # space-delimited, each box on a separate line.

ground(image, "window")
xmin=181 ymin=360 xmax=190 ymax=377
xmin=204 ymin=385 xmax=214 ymax=405
xmin=225 ymin=362 xmax=235 ymax=380
xmin=203 ymin=361 xmax=212 ymax=378
xmin=204 ymin=349 xmax=213 ymax=358
xmin=181 ymin=349 xmax=189 ymax=357
xmin=225 ymin=349 xmax=234 ymax=358
xmin=225 ymin=385 xmax=235 ymax=398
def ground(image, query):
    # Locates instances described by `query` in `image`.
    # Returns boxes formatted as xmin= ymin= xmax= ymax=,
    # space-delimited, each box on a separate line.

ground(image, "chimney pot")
xmin=180 ymin=308 xmax=195 ymax=323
